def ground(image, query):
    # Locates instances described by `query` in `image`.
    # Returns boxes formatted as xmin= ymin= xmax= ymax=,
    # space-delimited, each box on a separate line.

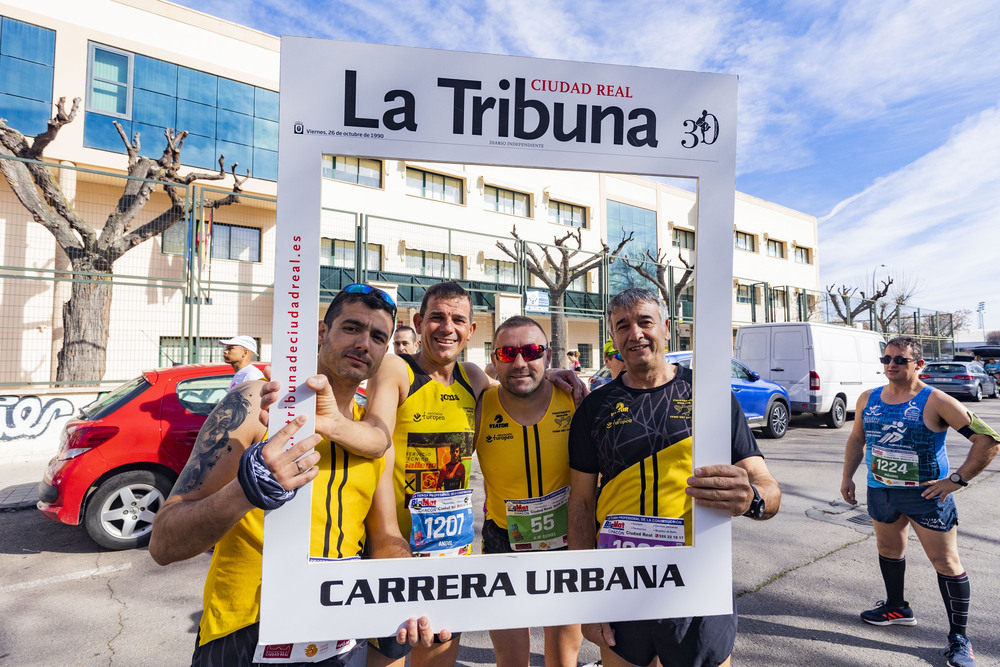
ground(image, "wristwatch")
xmin=949 ymin=472 xmax=968 ymax=487
xmin=743 ymin=484 xmax=765 ymax=519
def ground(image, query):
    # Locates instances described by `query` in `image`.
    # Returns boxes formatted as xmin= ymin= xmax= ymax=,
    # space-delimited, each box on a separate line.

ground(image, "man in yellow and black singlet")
xmin=150 ymin=285 xmax=440 ymax=666
xmin=475 ymin=315 xmax=582 ymax=667
xmin=568 ymin=288 xmax=781 ymax=667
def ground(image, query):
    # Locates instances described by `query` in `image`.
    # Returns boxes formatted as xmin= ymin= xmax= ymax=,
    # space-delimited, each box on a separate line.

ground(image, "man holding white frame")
xmin=568 ymin=288 xmax=781 ymax=667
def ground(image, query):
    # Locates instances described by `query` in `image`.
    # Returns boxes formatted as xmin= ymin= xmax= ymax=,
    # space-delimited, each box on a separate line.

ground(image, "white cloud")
xmin=819 ymin=103 xmax=1000 ymax=327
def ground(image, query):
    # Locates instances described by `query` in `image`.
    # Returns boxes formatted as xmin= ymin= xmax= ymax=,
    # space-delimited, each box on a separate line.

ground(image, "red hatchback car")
xmin=37 ymin=364 xmax=260 ymax=550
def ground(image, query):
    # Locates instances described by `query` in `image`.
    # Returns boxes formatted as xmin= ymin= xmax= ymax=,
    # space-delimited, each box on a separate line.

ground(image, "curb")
xmin=0 ymin=483 xmax=40 ymax=512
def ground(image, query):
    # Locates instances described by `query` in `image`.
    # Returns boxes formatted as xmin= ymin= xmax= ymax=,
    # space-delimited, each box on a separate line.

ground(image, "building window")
xmin=607 ymin=200 xmax=657 ymax=293
xmin=794 ymin=245 xmax=812 ymax=264
xmin=484 ymin=259 xmax=517 ymax=284
xmin=548 ymin=200 xmax=586 ymax=228
xmin=578 ymin=343 xmax=593 ymax=369
xmin=736 ymin=284 xmax=755 ymax=304
xmin=672 ymin=228 xmax=695 ymax=250
xmin=159 ymin=336 xmax=225 ymax=365
xmin=406 ymin=168 xmax=463 ymax=204
xmin=771 ymin=289 xmax=786 ymax=308
xmin=87 ymin=44 xmax=132 ymax=117
xmin=766 ymin=239 xmax=785 ymax=258
xmin=322 ymin=156 xmax=382 ymax=188
xmin=212 ymin=223 xmax=261 ymax=262
xmin=321 ymin=238 xmax=382 ymax=271
xmin=0 ymin=15 xmax=56 ymax=135
xmin=735 ymin=231 xmax=756 ymax=252
xmin=83 ymin=43 xmax=279 ymax=180
xmin=485 ymin=185 xmax=530 ymax=217
xmin=405 ymin=248 xmax=463 ymax=279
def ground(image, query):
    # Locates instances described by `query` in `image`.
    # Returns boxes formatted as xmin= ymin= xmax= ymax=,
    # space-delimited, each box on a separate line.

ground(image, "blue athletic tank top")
xmin=862 ymin=386 xmax=948 ymax=488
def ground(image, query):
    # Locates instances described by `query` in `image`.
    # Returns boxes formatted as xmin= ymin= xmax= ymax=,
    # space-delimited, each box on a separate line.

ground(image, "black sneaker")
xmin=944 ymin=633 xmax=975 ymax=667
xmin=860 ymin=600 xmax=916 ymax=626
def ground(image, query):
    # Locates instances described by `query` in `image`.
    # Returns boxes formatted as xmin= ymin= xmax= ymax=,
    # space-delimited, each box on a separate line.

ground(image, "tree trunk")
xmin=56 ymin=273 xmax=112 ymax=385
xmin=550 ymin=288 xmax=567 ymax=369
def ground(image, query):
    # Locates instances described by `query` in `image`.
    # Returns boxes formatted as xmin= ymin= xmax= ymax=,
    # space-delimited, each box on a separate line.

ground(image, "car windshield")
xmin=81 ymin=376 xmax=150 ymax=420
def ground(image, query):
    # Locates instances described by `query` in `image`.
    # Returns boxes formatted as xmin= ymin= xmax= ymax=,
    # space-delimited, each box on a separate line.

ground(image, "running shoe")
xmin=944 ymin=633 xmax=975 ymax=667
xmin=860 ymin=600 xmax=916 ymax=626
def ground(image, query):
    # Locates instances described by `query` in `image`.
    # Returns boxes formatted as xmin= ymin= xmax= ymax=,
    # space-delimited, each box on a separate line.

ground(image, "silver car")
xmin=920 ymin=361 xmax=1000 ymax=401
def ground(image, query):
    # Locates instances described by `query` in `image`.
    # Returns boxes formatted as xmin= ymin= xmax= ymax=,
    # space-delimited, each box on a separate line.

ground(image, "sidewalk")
xmin=0 ymin=458 xmax=47 ymax=511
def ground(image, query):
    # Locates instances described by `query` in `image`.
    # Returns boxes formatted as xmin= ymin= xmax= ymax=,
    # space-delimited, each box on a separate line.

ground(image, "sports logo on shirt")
xmin=489 ymin=414 xmax=509 ymax=429
xmin=605 ymin=402 xmax=633 ymax=429
xmin=671 ymin=399 xmax=693 ymax=419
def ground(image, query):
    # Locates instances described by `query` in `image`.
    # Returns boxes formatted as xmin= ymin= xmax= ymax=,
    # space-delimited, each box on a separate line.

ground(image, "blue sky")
xmin=175 ymin=0 xmax=1000 ymax=332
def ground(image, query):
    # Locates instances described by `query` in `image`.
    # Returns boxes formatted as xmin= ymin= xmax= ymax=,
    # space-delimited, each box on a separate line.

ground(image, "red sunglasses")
xmin=494 ymin=344 xmax=549 ymax=363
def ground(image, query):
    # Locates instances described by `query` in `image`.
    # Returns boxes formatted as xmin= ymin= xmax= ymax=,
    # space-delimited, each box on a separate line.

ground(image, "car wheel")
xmin=825 ymin=396 xmax=847 ymax=429
xmin=991 ymin=383 xmax=1000 ymax=399
xmin=764 ymin=401 xmax=789 ymax=439
xmin=972 ymin=384 xmax=983 ymax=402
xmin=83 ymin=470 xmax=173 ymax=550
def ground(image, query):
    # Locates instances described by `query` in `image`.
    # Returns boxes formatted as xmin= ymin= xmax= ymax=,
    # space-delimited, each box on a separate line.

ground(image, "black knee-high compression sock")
xmin=878 ymin=555 xmax=906 ymax=607
xmin=938 ymin=571 xmax=971 ymax=637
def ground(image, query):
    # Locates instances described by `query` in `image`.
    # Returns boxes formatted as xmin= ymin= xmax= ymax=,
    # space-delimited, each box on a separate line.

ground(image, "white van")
xmin=734 ymin=322 xmax=887 ymax=428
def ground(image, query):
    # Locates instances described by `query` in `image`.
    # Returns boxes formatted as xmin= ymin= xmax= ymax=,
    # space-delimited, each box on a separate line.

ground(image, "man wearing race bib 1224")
xmin=841 ymin=336 xmax=1000 ymax=667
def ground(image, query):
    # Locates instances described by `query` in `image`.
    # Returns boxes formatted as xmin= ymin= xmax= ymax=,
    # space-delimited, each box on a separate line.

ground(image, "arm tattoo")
xmin=171 ymin=390 xmax=254 ymax=496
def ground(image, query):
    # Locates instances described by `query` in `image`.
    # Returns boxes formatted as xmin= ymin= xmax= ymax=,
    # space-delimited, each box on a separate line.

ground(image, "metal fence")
xmin=0 ymin=157 xmax=958 ymax=388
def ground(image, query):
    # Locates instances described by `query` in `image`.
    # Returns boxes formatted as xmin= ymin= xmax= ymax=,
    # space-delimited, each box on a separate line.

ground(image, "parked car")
xmin=589 ymin=366 xmax=613 ymax=389
xmin=919 ymin=361 xmax=999 ymax=401
xmin=664 ymin=352 xmax=791 ymax=439
xmin=735 ymin=322 xmax=886 ymax=428
xmin=588 ymin=352 xmax=790 ymax=438
xmin=37 ymin=364 xmax=263 ymax=550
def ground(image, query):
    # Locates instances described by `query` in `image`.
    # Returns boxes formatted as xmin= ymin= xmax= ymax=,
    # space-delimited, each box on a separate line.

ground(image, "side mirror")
xmin=748 ymin=370 xmax=760 ymax=382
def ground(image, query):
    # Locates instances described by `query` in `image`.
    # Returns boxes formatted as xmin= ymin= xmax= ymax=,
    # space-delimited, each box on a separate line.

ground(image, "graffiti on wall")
xmin=0 ymin=396 xmax=76 ymax=441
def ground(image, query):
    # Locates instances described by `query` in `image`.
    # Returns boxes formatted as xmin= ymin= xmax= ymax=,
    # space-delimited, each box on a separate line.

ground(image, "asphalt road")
xmin=1 ymin=398 xmax=998 ymax=666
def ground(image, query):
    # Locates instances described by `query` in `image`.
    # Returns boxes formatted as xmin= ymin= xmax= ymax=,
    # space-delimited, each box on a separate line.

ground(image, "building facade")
xmin=1 ymin=0 xmax=820 ymax=387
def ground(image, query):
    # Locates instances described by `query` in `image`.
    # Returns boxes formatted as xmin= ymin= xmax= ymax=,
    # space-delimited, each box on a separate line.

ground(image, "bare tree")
xmin=987 ymin=331 xmax=1000 ymax=345
xmin=825 ymin=278 xmax=894 ymax=327
xmin=496 ymin=226 xmax=632 ymax=368
xmin=620 ymin=248 xmax=693 ymax=322
xmin=872 ymin=273 xmax=922 ymax=333
xmin=0 ymin=97 xmax=248 ymax=384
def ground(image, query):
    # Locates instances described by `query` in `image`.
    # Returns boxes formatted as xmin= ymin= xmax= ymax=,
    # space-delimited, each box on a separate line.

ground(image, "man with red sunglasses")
xmin=364 ymin=282 xmax=586 ymax=667
xmin=568 ymin=288 xmax=780 ymax=667
xmin=475 ymin=315 xmax=583 ymax=667
xmin=841 ymin=336 xmax=1000 ymax=667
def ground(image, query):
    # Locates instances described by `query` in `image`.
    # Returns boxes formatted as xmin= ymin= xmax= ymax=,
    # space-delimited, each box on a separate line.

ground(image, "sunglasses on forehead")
xmin=879 ymin=355 xmax=917 ymax=365
xmin=494 ymin=344 xmax=549 ymax=363
xmin=341 ymin=283 xmax=397 ymax=319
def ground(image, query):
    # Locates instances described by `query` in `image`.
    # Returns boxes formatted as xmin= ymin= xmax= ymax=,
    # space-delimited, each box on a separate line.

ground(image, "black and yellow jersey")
xmin=390 ymin=354 xmax=477 ymax=537
xmin=568 ymin=366 xmax=760 ymax=545
xmin=199 ymin=401 xmax=381 ymax=646
xmin=475 ymin=385 xmax=575 ymax=529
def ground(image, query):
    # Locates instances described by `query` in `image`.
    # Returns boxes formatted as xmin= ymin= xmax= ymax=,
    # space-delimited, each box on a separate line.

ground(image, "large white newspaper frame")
xmin=262 ymin=37 xmax=737 ymax=644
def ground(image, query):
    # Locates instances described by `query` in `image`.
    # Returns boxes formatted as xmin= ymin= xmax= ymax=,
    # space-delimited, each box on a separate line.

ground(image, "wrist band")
xmin=237 ymin=440 xmax=296 ymax=510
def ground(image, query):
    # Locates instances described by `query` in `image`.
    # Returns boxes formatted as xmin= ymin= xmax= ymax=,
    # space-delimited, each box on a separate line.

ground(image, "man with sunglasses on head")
xmin=841 ymin=336 xmax=1000 ymax=667
xmin=568 ymin=288 xmax=780 ymax=667
xmin=151 ymin=284 xmax=440 ymax=666
xmin=475 ymin=316 xmax=583 ymax=667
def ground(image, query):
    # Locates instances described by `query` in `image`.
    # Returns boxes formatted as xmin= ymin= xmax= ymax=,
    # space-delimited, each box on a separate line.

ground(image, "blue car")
xmin=664 ymin=352 xmax=791 ymax=439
